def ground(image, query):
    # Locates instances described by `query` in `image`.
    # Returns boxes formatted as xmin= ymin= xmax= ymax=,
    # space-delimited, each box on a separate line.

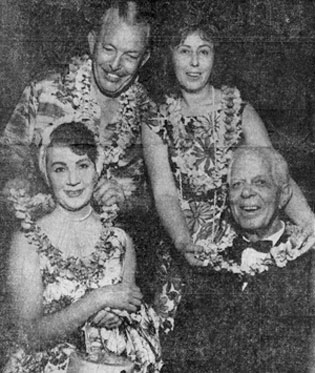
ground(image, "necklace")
xmin=54 ymin=204 xmax=98 ymax=257
xmin=56 ymin=204 xmax=93 ymax=222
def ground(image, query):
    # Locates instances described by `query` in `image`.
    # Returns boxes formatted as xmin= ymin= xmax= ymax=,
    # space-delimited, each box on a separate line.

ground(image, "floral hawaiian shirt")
xmin=1 ymin=55 xmax=154 ymax=212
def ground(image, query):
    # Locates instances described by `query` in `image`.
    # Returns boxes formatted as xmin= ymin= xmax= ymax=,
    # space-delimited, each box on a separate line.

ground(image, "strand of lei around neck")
xmin=3 ymin=181 xmax=118 ymax=249
xmin=61 ymin=55 xmax=153 ymax=173
xmin=195 ymin=222 xmax=308 ymax=277
xmin=4 ymin=56 xmax=153 ymax=227
xmin=153 ymin=86 xmax=243 ymax=196
xmin=38 ymin=204 xmax=102 ymax=258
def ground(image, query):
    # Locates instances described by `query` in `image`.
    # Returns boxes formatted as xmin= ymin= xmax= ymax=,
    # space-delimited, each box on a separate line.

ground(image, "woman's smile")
xmin=186 ymin=71 xmax=202 ymax=79
xmin=47 ymin=147 xmax=97 ymax=212
xmin=172 ymin=31 xmax=214 ymax=94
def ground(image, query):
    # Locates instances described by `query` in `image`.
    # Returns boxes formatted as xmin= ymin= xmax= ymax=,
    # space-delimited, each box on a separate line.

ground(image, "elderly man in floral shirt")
xmin=1 ymin=0 xmax=154 ymax=217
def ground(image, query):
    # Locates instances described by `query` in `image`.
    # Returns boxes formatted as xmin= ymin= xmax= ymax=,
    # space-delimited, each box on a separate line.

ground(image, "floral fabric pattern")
xmin=1 ymin=55 xmax=154 ymax=212
xmin=5 ymin=222 xmax=162 ymax=373
xmin=150 ymin=87 xmax=243 ymax=246
xmin=148 ymin=87 xmax=244 ymax=332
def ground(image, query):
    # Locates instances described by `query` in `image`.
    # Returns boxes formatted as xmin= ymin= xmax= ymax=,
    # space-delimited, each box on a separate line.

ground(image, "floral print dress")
xmin=4 ymin=222 xmax=162 ymax=373
xmin=148 ymin=87 xmax=244 ymax=331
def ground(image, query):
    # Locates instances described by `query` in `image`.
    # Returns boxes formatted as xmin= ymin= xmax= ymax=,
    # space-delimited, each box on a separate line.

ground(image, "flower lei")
xmin=8 ymin=55 xmax=153 ymax=224
xmin=4 ymin=177 xmax=119 ymax=233
xmin=61 ymin=55 xmax=152 ymax=173
xmin=154 ymin=86 xmax=243 ymax=195
xmin=196 ymin=222 xmax=309 ymax=276
xmin=4 ymin=178 xmax=162 ymax=371
xmin=2 ymin=178 xmax=55 ymax=231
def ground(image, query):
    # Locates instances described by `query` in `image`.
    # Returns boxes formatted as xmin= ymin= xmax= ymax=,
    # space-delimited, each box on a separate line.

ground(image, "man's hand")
xmin=94 ymin=177 xmax=125 ymax=207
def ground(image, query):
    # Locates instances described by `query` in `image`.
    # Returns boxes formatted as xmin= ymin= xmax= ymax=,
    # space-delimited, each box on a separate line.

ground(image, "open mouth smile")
xmin=65 ymin=190 xmax=84 ymax=198
xmin=104 ymin=72 xmax=121 ymax=82
xmin=241 ymin=206 xmax=261 ymax=214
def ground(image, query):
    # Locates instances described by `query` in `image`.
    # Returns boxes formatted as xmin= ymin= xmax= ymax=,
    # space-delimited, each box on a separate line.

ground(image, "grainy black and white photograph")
xmin=1 ymin=0 xmax=315 ymax=372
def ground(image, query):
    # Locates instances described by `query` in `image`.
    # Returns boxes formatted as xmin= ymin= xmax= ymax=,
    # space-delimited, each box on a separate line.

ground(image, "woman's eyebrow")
xmin=50 ymin=161 xmax=66 ymax=167
xmin=76 ymin=157 xmax=91 ymax=164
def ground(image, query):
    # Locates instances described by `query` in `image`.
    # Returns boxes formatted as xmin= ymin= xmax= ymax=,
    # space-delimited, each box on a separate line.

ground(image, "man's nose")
xmin=241 ymin=183 xmax=256 ymax=198
xmin=109 ymin=53 xmax=122 ymax=71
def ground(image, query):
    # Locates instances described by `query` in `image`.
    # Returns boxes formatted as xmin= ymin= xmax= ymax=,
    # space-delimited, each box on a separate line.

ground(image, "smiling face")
xmin=171 ymin=31 xmax=214 ymax=94
xmin=229 ymin=152 xmax=283 ymax=238
xmin=88 ymin=7 xmax=150 ymax=97
xmin=47 ymin=146 xmax=97 ymax=212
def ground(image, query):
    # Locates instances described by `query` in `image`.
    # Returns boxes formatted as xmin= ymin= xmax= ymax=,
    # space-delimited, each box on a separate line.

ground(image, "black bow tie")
xmin=224 ymin=236 xmax=274 ymax=265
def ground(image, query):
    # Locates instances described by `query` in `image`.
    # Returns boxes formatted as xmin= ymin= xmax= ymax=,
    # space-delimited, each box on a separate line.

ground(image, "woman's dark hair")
xmin=150 ymin=1 xmax=220 ymax=102
xmin=48 ymin=122 xmax=98 ymax=165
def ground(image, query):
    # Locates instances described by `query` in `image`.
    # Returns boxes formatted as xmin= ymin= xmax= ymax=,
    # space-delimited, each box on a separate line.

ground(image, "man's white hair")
xmin=228 ymin=146 xmax=290 ymax=189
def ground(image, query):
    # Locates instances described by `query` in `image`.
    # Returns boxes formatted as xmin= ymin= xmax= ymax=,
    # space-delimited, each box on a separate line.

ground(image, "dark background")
xmin=1 ymin=0 xmax=315 ymax=367
xmin=1 ymin=0 xmax=315 ymax=176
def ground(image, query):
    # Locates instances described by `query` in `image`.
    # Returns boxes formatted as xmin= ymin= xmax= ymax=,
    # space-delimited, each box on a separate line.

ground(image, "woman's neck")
xmin=180 ymin=84 xmax=214 ymax=114
xmin=56 ymin=204 xmax=93 ymax=222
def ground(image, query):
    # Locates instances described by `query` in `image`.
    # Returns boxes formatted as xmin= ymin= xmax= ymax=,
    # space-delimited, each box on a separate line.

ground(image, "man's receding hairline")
xmin=97 ymin=5 xmax=151 ymax=46
xmin=101 ymin=4 xmax=150 ymax=31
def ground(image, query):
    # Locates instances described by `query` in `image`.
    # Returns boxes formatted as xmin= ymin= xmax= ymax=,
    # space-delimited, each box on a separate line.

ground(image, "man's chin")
xmin=238 ymin=220 xmax=265 ymax=234
xmin=98 ymin=78 xmax=135 ymax=98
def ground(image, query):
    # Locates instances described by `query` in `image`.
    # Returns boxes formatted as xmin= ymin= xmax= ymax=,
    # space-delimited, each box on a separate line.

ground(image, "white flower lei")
xmin=6 ymin=56 xmax=152 ymax=225
xmin=5 ymin=180 xmax=162 ymax=369
xmin=196 ymin=222 xmax=309 ymax=276
xmin=2 ymin=178 xmax=55 ymax=231
xmin=66 ymin=55 xmax=151 ymax=172
xmin=156 ymin=86 xmax=243 ymax=195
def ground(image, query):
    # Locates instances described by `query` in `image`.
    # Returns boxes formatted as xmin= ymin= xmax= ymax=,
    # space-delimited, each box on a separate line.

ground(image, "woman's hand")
xmin=296 ymin=218 xmax=315 ymax=253
xmin=98 ymin=283 xmax=143 ymax=312
xmin=176 ymin=241 xmax=207 ymax=267
xmin=94 ymin=177 xmax=125 ymax=207
xmin=90 ymin=309 xmax=123 ymax=329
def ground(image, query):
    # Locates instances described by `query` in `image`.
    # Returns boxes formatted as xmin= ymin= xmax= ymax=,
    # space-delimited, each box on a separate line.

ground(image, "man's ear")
xmin=279 ymin=183 xmax=292 ymax=209
xmin=88 ymin=31 xmax=97 ymax=55
xmin=140 ymin=50 xmax=150 ymax=68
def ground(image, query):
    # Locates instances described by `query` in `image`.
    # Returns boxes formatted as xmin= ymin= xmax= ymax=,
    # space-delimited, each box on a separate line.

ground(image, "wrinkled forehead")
xmin=231 ymin=152 xmax=273 ymax=180
xmin=99 ymin=6 xmax=150 ymax=44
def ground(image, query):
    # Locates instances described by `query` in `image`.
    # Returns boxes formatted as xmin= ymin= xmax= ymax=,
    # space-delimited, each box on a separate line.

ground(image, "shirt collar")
xmin=243 ymin=221 xmax=286 ymax=246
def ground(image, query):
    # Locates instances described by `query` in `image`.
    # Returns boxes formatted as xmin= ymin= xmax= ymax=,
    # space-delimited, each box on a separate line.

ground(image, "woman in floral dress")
xmin=142 ymin=5 xmax=315 ymax=369
xmin=4 ymin=122 xmax=162 ymax=373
